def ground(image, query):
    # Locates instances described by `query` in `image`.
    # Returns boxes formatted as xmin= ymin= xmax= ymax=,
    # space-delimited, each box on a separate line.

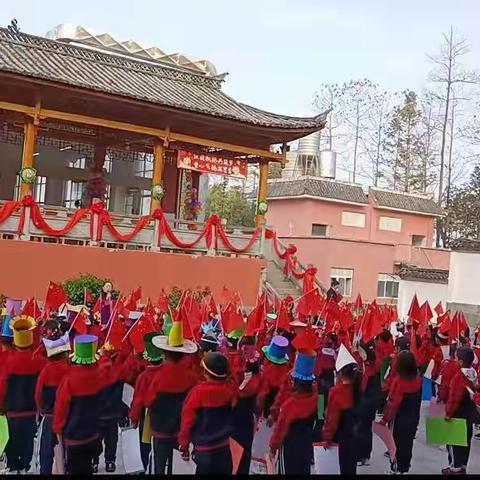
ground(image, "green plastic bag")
xmin=317 ymin=394 xmax=325 ymax=420
xmin=0 ymin=415 xmax=9 ymax=455
xmin=425 ymin=416 xmax=467 ymax=447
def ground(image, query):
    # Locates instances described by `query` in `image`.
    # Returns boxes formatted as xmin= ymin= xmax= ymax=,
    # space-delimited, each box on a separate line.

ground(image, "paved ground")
xmin=3 ymin=401 xmax=480 ymax=474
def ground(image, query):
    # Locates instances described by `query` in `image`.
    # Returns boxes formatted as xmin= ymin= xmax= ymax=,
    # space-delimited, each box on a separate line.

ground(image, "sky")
xmin=1 ymin=0 xmax=479 ymax=119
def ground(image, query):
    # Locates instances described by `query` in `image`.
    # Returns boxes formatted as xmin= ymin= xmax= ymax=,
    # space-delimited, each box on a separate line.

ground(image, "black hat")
xmin=201 ymin=352 xmax=229 ymax=379
xmin=200 ymin=332 xmax=219 ymax=353
xmin=456 ymin=346 xmax=474 ymax=367
xmin=395 ymin=335 xmax=410 ymax=351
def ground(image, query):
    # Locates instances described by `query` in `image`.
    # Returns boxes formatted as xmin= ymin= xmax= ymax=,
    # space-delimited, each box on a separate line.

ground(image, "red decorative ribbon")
xmin=216 ymin=225 xmax=260 ymax=254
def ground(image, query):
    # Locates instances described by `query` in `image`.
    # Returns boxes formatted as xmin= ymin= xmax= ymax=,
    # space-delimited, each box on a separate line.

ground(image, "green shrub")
xmin=63 ymin=273 xmax=119 ymax=305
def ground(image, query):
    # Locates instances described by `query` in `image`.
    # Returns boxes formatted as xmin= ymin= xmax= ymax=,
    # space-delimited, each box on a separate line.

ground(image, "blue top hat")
xmin=262 ymin=335 xmax=289 ymax=365
xmin=1 ymin=315 xmax=13 ymax=338
xmin=292 ymin=351 xmax=316 ymax=381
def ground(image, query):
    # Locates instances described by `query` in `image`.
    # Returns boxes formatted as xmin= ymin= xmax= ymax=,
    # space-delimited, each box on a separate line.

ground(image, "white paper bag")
xmin=251 ymin=420 xmax=273 ymax=462
xmin=313 ymin=444 xmax=340 ymax=474
xmin=122 ymin=384 xmax=134 ymax=407
xmin=424 ymin=359 xmax=435 ymax=380
xmin=172 ymin=449 xmax=196 ymax=474
xmin=121 ymin=427 xmax=144 ymax=474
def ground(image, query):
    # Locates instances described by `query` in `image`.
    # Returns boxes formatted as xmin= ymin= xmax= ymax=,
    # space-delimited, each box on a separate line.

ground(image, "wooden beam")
xmin=151 ymin=140 xmax=165 ymax=212
xmin=256 ymin=161 xmax=270 ymax=226
xmin=20 ymin=116 xmax=38 ymax=198
xmin=0 ymin=100 xmax=284 ymax=162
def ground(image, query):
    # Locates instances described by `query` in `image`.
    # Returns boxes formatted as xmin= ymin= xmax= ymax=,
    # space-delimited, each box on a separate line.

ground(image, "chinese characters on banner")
xmin=177 ymin=149 xmax=248 ymax=179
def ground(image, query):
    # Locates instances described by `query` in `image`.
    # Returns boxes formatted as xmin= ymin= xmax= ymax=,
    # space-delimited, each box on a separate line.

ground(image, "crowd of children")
xmin=0 ymin=287 xmax=479 ymax=475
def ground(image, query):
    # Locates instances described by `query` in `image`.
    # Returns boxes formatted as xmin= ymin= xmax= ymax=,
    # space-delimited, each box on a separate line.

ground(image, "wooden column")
xmin=20 ymin=117 xmax=38 ymax=198
xmin=151 ymin=139 xmax=165 ymax=212
xmin=256 ymin=161 xmax=269 ymax=226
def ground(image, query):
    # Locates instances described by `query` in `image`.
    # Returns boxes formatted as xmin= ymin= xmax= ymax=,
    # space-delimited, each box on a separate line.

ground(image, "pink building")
xmin=267 ymin=177 xmax=450 ymax=303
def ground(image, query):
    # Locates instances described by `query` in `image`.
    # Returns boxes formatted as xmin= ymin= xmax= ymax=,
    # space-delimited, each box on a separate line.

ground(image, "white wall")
xmin=0 ymin=142 xmax=150 ymax=213
xmin=448 ymin=251 xmax=480 ymax=305
xmin=397 ymin=279 xmax=448 ymax=321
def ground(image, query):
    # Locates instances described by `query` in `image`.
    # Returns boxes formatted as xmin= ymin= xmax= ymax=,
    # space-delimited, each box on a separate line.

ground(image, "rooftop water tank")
xmin=297 ymin=131 xmax=321 ymax=157
xmin=319 ymin=150 xmax=336 ymax=179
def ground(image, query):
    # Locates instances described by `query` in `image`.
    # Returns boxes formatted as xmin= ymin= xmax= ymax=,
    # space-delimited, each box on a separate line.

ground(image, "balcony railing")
xmin=0 ymin=201 xmax=264 ymax=258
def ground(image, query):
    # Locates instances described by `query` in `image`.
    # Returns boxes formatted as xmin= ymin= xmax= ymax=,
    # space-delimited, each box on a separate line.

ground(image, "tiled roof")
xmin=398 ymin=265 xmax=449 ymax=284
xmin=267 ymin=177 xmax=368 ymax=205
xmin=369 ymin=188 xmax=442 ymax=216
xmin=0 ymin=28 xmax=328 ymax=130
xmin=449 ymin=238 xmax=480 ymax=253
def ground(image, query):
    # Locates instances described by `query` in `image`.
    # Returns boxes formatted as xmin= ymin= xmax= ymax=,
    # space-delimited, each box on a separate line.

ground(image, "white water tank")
xmin=282 ymin=151 xmax=298 ymax=179
xmin=319 ymin=150 xmax=337 ymax=179
xmin=297 ymin=131 xmax=321 ymax=157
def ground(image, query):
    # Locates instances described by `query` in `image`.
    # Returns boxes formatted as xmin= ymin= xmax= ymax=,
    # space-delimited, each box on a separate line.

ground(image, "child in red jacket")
xmin=442 ymin=346 xmax=479 ymax=475
xmin=381 ymin=350 xmax=422 ymax=474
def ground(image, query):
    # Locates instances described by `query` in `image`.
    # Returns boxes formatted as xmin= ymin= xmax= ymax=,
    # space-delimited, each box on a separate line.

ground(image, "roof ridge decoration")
xmin=369 ymin=187 xmax=442 ymax=216
xmin=369 ymin=186 xmax=435 ymax=200
xmin=397 ymin=264 xmax=449 ymax=284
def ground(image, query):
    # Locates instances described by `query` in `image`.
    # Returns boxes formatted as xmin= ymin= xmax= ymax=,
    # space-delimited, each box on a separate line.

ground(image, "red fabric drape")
xmin=30 ymin=202 xmax=89 ymax=236
xmin=157 ymin=214 xmax=213 ymax=249
xmin=99 ymin=214 xmax=153 ymax=242
xmin=0 ymin=200 xmax=21 ymax=224
xmin=216 ymin=225 xmax=260 ymax=254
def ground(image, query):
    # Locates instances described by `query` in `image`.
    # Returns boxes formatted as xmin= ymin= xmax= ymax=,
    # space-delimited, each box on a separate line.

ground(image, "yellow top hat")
xmin=11 ymin=315 xmax=36 ymax=348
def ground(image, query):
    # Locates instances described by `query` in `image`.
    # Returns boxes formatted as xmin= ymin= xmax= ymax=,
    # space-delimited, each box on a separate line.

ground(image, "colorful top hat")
xmin=292 ymin=351 xmax=316 ymax=381
xmin=262 ymin=335 xmax=289 ymax=365
xmin=266 ymin=312 xmax=278 ymax=322
xmin=201 ymin=352 xmax=229 ymax=379
xmin=143 ymin=331 xmax=164 ymax=362
xmin=11 ymin=315 xmax=36 ymax=348
xmin=227 ymin=325 xmax=245 ymax=340
xmin=43 ymin=332 xmax=71 ymax=357
xmin=200 ymin=331 xmax=220 ymax=353
xmin=70 ymin=334 xmax=100 ymax=364
xmin=1 ymin=315 xmax=13 ymax=338
xmin=152 ymin=321 xmax=198 ymax=354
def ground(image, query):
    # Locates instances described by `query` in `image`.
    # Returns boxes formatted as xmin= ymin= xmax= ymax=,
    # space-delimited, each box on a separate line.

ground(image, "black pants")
xmin=448 ymin=420 xmax=473 ymax=469
xmin=66 ymin=438 xmax=102 ymax=475
xmin=392 ymin=425 xmax=416 ymax=473
xmin=338 ymin=441 xmax=357 ymax=475
xmin=93 ymin=418 xmax=118 ymax=464
xmin=153 ymin=438 xmax=176 ymax=475
xmin=193 ymin=446 xmax=232 ymax=475
xmin=39 ymin=416 xmax=57 ymax=474
xmin=281 ymin=444 xmax=311 ymax=475
xmin=5 ymin=415 xmax=37 ymax=472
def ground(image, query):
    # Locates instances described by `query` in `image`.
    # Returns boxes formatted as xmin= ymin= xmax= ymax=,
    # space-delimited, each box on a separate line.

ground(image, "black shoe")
xmin=475 ymin=432 xmax=480 ymax=440
xmin=106 ymin=462 xmax=116 ymax=473
xmin=92 ymin=463 xmax=99 ymax=474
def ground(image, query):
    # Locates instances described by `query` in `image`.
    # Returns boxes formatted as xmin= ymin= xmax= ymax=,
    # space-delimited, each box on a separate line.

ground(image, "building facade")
xmin=266 ymin=177 xmax=450 ymax=304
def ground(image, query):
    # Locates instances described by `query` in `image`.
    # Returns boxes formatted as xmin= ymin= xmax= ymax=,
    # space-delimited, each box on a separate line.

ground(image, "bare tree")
xmin=427 ymin=26 xmax=479 ymax=245
xmin=313 ymin=84 xmax=344 ymax=151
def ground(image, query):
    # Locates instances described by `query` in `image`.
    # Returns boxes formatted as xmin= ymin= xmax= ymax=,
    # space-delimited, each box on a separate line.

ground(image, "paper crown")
xmin=43 ymin=332 xmax=71 ymax=357
xmin=11 ymin=315 xmax=36 ymax=348
xmin=1 ymin=314 xmax=13 ymax=338
xmin=70 ymin=334 xmax=99 ymax=364
xmin=262 ymin=335 xmax=289 ymax=365
xmin=143 ymin=331 xmax=164 ymax=362
xmin=335 ymin=343 xmax=357 ymax=372
xmin=292 ymin=351 xmax=316 ymax=381
xmin=152 ymin=321 xmax=197 ymax=354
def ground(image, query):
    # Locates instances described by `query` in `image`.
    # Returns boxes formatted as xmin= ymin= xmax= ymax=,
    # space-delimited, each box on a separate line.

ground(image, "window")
xmin=14 ymin=174 xmax=47 ymax=204
xmin=379 ymin=216 xmax=402 ymax=232
xmin=330 ymin=268 xmax=353 ymax=297
xmin=341 ymin=211 xmax=366 ymax=228
xmin=377 ymin=274 xmax=400 ymax=298
xmin=412 ymin=235 xmax=425 ymax=247
xmin=311 ymin=224 xmax=328 ymax=236
xmin=134 ymin=153 xmax=154 ymax=179
xmin=124 ymin=188 xmax=151 ymax=216
xmin=104 ymin=155 xmax=113 ymax=174
xmin=64 ymin=180 xmax=85 ymax=208
xmin=67 ymin=157 xmax=86 ymax=169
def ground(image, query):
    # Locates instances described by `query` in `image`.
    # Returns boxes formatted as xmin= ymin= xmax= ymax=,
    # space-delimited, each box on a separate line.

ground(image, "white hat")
xmin=335 ymin=343 xmax=357 ymax=372
xmin=290 ymin=320 xmax=319 ymax=329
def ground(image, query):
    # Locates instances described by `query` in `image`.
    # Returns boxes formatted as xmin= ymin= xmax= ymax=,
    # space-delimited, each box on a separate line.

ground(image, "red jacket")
xmin=178 ymin=380 xmax=235 ymax=450
xmin=269 ymin=369 xmax=294 ymax=420
xmin=446 ymin=369 xmax=478 ymax=419
xmin=376 ymin=338 xmax=394 ymax=362
xmin=382 ymin=376 xmax=422 ymax=423
xmin=438 ymin=359 xmax=460 ymax=403
xmin=0 ymin=349 xmax=46 ymax=417
xmin=431 ymin=345 xmax=444 ymax=380
xmin=269 ymin=390 xmax=317 ymax=450
xmin=257 ymin=362 xmax=290 ymax=414
xmin=123 ymin=353 xmax=148 ymax=387
xmin=323 ymin=382 xmax=354 ymax=442
xmin=53 ymin=364 xmax=106 ymax=444
xmin=130 ymin=364 xmax=163 ymax=424
xmin=35 ymin=357 xmax=70 ymax=416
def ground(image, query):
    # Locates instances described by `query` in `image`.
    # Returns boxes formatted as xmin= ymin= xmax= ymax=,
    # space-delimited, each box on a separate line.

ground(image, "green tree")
xmin=205 ymin=183 xmax=256 ymax=227
xmin=268 ymin=162 xmax=283 ymax=179
xmin=63 ymin=273 xmax=119 ymax=305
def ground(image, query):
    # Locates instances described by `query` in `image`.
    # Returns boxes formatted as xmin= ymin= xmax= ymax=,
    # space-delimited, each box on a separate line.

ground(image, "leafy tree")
xmin=268 ymin=162 xmax=283 ymax=179
xmin=63 ymin=273 xmax=119 ymax=305
xmin=205 ymin=183 xmax=256 ymax=227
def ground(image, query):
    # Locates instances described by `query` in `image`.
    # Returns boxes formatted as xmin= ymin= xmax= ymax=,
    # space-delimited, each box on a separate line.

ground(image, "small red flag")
xmin=128 ymin=314 xmax=156 ymax=352
xmin=105 ymin=312 xmax=125 ymax=350
xmin=22 ymin=297 xmax=40 ymax=318
xmin=71 ymin=309 xmax=88 ymax=335
xmin=221 ymin=303 xmax=244 ymax=334
xmin=354 ymin=293 xmax=363 ymax=310
xmin=45 ymin=281 xmax=68 ymax=310
xmin=132 ymin=287 xmax=142 ymax=303
xmin=275 ymin=302 xmax=291 ymax=332
xmin=434 ymin=302 xmax=444 ymax=316
xmin=156 ymin=289 xmax=169 ymax=313
xmin=291 ymin=324 xmax=318 ymax=352
xmin=407 ymin=294 xmax=421 ymax=324
xmin=93 ymin=297 xmax=101 ymax=314
xmin=220 ymin=286 xmax=233 ymax=305
xmin=84 ymin=289 xmax=93 ymax=304
xmin=208 ymin=295 xmax=218 ymax=316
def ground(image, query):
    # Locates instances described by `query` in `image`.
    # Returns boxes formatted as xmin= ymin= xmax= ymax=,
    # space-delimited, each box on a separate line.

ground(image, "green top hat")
xmin=227 ymin=325 xmax=245 ymax=340
xmin=70 ymin=334 xmax=100 ymax=365
xmin=143 ymin=331 xmax=164 ymax=362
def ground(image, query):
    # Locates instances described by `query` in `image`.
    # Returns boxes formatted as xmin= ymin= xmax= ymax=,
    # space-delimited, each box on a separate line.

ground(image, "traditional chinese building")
xmin=0 ymin=24 xmax=327 ymax=303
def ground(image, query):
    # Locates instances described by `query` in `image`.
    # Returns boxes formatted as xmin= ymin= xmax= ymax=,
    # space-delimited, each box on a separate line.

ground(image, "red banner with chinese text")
xmin=177 ymin=149 xmax=248 ymax=178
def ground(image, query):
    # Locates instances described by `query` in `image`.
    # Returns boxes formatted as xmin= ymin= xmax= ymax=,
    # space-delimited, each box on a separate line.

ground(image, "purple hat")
xmin=262 ymin=335 xmax=289 ymax=365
